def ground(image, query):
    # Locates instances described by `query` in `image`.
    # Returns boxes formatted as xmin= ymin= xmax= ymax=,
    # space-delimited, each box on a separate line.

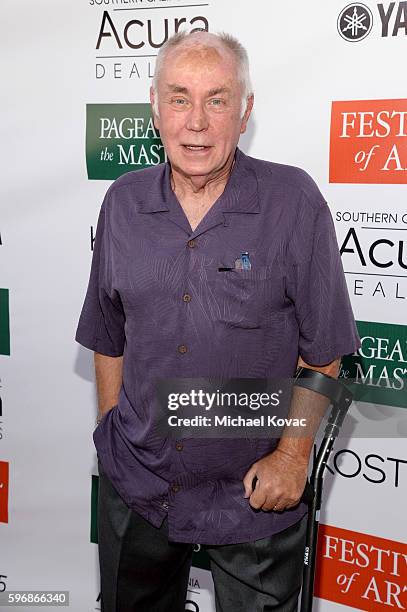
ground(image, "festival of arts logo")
xmin=330 ymin=99 xmax=407 ymax=184
xmin=315 ymin=524 xmax=407 ymax=610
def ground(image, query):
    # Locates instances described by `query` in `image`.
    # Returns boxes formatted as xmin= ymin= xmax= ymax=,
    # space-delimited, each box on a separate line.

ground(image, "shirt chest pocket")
xmin=205 ymin=265 xmax=285 ymax=329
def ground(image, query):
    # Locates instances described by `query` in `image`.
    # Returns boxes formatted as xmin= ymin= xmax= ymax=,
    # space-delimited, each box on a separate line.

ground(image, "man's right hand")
xmin=94 ymin=352 xmax=123 ymax=419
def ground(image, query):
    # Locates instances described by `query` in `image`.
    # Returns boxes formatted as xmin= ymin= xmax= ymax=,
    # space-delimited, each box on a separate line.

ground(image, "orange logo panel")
xmin=330 ymin=99 xmax=407 ymax=183
xmin=315 ymin=524 xmax=407 ymax=610
xmin=0 ymin=461 xmax=9 ymax=523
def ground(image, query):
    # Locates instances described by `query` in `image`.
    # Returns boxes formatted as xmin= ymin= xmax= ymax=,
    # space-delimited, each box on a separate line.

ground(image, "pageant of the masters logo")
xmin=342 ymin=320 xmax=407 ymax=408
xmin=86 ymin=103 xmax=166 ymax=180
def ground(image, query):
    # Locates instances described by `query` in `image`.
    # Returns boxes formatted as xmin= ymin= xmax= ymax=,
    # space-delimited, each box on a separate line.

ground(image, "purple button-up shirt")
xmin=75 ymin=147 xmax=361 ymax=545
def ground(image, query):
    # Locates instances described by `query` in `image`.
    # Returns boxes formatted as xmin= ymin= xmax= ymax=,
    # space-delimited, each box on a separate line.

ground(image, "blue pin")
xmin=241 ymin=252 xmax=251 ymax=270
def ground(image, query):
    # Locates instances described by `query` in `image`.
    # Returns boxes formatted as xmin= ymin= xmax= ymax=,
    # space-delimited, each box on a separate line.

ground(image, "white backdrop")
xmin=1 ymin=1 xmax=406 ymax=611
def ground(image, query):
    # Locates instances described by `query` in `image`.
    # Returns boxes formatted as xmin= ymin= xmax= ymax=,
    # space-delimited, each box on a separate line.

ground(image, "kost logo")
xmin=330 ymin=99 xmax=407 ymax=183
xmin=0 ymin=461 xmax=9 ymax=524
xmin=315 ymin=524 xmax=407 ymax=610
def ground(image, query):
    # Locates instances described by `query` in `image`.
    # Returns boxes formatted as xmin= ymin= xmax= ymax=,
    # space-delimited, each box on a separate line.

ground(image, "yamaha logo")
xmin=338 ymin=3 xmax=373 ymax=42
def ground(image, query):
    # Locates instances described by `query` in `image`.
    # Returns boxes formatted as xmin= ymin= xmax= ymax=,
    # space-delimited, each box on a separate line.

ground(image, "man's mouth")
xmin=182 ymin=145 xmax=211 ymax=151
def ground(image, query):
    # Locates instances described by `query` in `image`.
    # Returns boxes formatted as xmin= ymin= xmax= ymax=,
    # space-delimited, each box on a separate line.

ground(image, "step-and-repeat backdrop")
xmin=1 ymin=1 xmax=406 ymax=610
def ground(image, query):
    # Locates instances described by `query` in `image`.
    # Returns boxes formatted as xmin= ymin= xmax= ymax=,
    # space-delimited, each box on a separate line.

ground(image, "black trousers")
xmin=97 ymin=466 xmax=307 ymax=612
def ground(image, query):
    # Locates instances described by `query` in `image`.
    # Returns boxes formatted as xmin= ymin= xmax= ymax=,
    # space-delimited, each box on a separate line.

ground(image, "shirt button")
xmin=161 ymin=501 xmax=169 ymax=510
xmin=187 ymin=239 xmax=196 ymax=248
xmin=182 ymin=293 xmax=192 ymax=303
xmin=178 ymin=344 xmax=188 ymax=354
xmin=171 ymin=484 xmax=181 ymax=493
xmin=175 ymin=441 xmax=183 ymax=451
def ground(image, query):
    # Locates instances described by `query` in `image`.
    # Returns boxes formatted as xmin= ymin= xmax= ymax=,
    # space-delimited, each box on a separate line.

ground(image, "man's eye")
xmin=209 ymin=99 xmax=224 ymax=106
xmin=173 ymin=98 xmax=186 ymax=105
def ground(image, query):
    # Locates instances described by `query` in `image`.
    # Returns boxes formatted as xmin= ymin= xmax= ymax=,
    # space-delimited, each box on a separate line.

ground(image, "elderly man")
xmin=76 ymin=30 xmax=360 ymax=612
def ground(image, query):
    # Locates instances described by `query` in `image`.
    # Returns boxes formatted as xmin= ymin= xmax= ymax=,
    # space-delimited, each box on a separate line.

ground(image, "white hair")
xmin=151 ymin=31 xmax=253 ymax=118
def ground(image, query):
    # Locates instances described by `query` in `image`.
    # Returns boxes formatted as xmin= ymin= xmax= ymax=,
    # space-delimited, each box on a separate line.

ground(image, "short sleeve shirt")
xmin=75 ymin=147 xmax=361 ymax=545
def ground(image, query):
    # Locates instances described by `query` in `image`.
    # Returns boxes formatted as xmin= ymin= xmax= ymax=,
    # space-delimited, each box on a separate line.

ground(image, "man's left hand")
xmin=242 ymin=448 xmax=308 ymax=511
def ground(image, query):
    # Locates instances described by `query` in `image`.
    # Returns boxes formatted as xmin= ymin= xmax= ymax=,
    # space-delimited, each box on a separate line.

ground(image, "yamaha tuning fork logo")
xmin=338 ymin=4 xmax=373 ymax=41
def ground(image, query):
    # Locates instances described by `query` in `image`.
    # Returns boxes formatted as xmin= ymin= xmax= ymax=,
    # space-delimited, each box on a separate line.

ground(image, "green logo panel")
xmin=86 ymin=103 xmax=166 ymax=180
xmin=0 ymin=288 xmax=10 ymax=356
xmin=341 ymin=320 xmax=407 ymax=409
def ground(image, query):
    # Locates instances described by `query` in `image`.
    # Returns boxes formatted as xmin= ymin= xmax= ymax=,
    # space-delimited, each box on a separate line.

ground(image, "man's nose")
xmin=186 ymin=104 xmax=209 ymax=131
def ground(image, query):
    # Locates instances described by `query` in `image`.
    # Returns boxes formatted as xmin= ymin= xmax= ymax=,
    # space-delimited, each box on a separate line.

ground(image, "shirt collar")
xmin=136 ymin=147 xmax=260 ymax=215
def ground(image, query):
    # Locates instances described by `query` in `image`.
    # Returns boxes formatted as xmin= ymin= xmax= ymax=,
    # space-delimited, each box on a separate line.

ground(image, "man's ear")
xmin=240 ymin=93 xmax=254 ymax=135
xmin=150 ymin=86 xmax=160 ymax=130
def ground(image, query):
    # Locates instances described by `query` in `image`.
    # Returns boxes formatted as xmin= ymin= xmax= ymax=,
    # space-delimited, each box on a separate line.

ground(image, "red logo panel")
xmin=330 ymin=99 xmax=407 ymax=183
xmin=0 ymin=461 xmax=9 ymax=523
xmin=316 ymin=524 xmax=407 ymax=610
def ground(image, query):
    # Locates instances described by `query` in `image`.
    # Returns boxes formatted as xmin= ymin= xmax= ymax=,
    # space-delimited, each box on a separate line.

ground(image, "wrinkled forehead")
xmin=159 ymin=42 xmax=239 ymax=89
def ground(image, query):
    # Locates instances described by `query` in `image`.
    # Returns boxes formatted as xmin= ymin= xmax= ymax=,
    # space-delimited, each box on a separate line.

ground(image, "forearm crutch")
xmin=294 ymin=367 xmax=353 ymax=612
